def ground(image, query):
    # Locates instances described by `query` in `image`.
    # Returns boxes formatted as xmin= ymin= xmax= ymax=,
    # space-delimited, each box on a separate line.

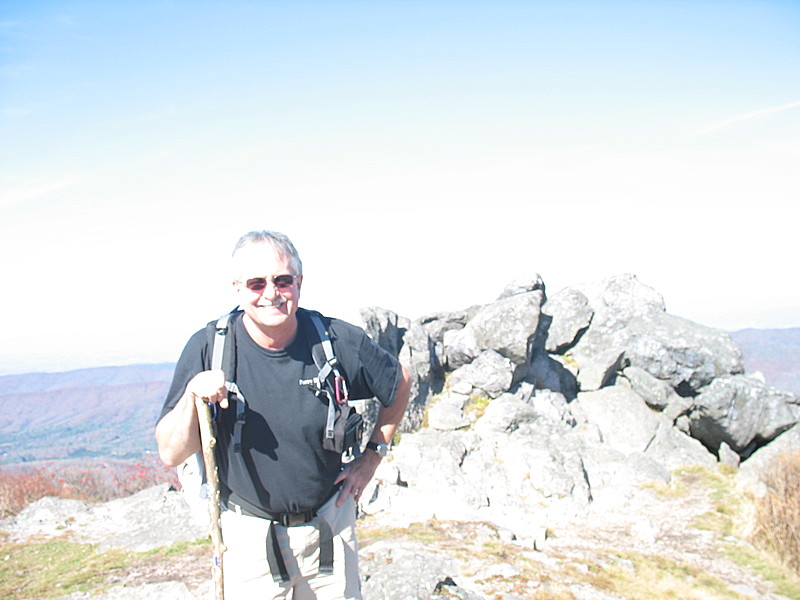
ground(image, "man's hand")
xmin=333 ymin=365 xmax=412 ymax=507
xmin=156 ymin=369 xmax=228 ymax=467
xmin=186 ymin=370 xmax=229 ymax=409
xmin=334 ymin=450 xmax=383 ymax=507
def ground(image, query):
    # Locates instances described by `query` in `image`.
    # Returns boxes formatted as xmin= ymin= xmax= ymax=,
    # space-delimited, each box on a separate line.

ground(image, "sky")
xmin=1 ymin=0 xmax=799 ymax=375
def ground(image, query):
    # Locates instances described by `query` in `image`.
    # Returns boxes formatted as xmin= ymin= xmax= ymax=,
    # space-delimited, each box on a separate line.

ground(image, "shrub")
xmin=752 ymin=451 xmax=800 ymax=574
xmin=0 ymin=454 xmax=179 ymax=517
xmin=0 ymin=466 xmax=60 ymax=518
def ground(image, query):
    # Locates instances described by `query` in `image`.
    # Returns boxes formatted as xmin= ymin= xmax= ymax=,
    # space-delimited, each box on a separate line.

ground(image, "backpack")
xmin=178 ymin=308 xmax=363 ymax=508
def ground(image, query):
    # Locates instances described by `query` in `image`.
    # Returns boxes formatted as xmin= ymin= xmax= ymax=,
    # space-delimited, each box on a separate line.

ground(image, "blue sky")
xmin=1 ymin=1 xmax=799 ymax=374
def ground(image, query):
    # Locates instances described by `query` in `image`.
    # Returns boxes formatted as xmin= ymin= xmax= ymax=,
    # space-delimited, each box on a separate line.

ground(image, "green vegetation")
xmin=573 ymin=552 xmax=754 ymax=600
xmin=680 ymin=462 xmax=800 ymax=599
xmin=463 ymin=394 xmax=492 ymax=421
xmin=0 ymin=535 xmax=208 ymax=600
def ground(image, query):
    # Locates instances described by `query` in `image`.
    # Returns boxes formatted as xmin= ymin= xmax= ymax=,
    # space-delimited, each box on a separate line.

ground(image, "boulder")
xmin=360 ymin=306 xmax=409 ymax=356
xmin=360 ymin=541 xmax=461 ymax=600
xmin=736 ymin=424 xmax=800 ymax=492
xmin=360 ymin=307 xmax=440 ymax=432
xmin=573 ymin=309 xmax=744 ymax=396
xmin=417 ymin=309 xmax=476 ymax=345
xmin=529 ymin=389 xmax=576 ymax=426
xmin=689 ymin=374 xmax=800 ymax=456
xmin=542 ymin=288 xmax=593 ymax=353
xmin=0 ymin=485 xmax=207 ymax=552
xmin=449 ymin=350 xmax=515 ymax=398
xmin=445 ymin=289 xmax=544 ymax=368
xmin=621 ymin=365 xmax=693 ymax=423
xmin=575 ymin=347 xmax=624 ymax=391
xmin=398 ymin=321 xmax=440 ymax=431
xmin=572 ymin=273 xmax=666 ymax=331
xmin=528 ymin=352 xmax=579 ymax=399
xmin=623 ymin=313 xmax=744 ymax=393
xmin=427 ymin=391 xmax=471 ymax=431
xmin=570 ymin=386 xmax=662 ymax=455
xmin=497 ymin=275 xmax=545 ymax=300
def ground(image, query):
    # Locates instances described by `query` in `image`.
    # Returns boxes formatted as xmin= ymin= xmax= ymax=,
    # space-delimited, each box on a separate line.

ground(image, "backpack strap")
xmin=206 ymin=309 xmax=248 ymax=453
xmin=300 ymin=311 xmax=351 ymax=449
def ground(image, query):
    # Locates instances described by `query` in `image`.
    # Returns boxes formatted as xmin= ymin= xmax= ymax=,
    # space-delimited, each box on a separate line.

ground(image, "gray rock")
xmin=359 ymin=307 xmax=441 ymax=433
xmin=445 ymin=289 xmax=544 ymax=368
xmin=573 ymin=273 xmax=666 ymax=330
xmin=644 ymin=421 xmax=717 ymax=470
xmin=542 ymin=288 xmax=594 ymax=353
xmin=718 ymin=441 xmax=741 ymax=469
xmin=38 ymin=581 xmax=208 ymax=600
xmin=736 ymin=424 xmax=800 ymax=491
xmin=571 ymin=386 xmax=661 ymax=455
xmin=622 ymin=365 xmax=675 ymax=410
xmin=360 ymin=541 xmax=459 ymax=600
xmin=576 ymin=347 xmax=624 ymax=391
xmin=574 ymin=311 xmax=743 ymax=396
xmin=427 ymin=392 xmax=471 ymax=431
xmin=528 ymin=352 xmax=579 ymax=399
xmin=1 ymin=485 xmax=206 ymax=552
xmin=90 ymin=581 xmax=203 ymax=600
xmin=566 ymin=275 xmax=743 ymax=395
xmin=530 ymin=389 xmax=576 ymax=426
xmin=497 ymin=275 xmax=545 ymax=299
xmin=360 ymin=306 xmax=409 ymax=356
xmin=398 ymin=321 xmax=440 ymax=431
xmin=689 ymin=374 xmax=800 ymax=455
xmin=473 ymin=392 xmax=539 ymax=435
xmin=623 ymin=313 xmax=744 ymax=393
xmin=418 ymin=309 xmax=475 ymax=345
xmin=449 ymin=350 xmax=515 ymax=398
xmin=388 ymin=429 xmax=471 ymax=490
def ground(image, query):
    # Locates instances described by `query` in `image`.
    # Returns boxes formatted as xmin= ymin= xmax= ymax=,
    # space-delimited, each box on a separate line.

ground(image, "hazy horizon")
xmin=2 ymin=1 xmax=799 ymax=375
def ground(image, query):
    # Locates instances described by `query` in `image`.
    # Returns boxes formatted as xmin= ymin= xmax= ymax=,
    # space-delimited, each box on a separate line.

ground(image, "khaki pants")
xmin=219 ymin=493 xmax=361 ymax=600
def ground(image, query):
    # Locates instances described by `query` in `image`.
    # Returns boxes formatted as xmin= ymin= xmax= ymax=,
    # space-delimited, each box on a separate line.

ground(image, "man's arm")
xmin=156 ymin=369 xmax=228 ymax=467
xmin=334 ymin=364 xmax=412 ymax=506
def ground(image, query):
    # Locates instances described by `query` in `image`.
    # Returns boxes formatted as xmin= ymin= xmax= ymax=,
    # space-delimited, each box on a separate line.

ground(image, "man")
xmin=156 ymin=230 xmax=411 ymax=599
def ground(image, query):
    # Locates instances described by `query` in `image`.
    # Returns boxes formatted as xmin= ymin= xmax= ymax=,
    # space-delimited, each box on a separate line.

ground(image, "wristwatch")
xmin=365 ymin=441 xmax=390 ymax=458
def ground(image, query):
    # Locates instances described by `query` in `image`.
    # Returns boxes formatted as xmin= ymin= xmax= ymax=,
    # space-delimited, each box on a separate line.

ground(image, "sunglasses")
xmin=242 ymin=274 xmax=298 ymax=292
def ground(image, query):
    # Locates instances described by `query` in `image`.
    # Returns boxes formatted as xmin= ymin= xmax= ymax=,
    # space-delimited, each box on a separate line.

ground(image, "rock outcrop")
xmin=359 ymin=273 xmax=800 ymax=546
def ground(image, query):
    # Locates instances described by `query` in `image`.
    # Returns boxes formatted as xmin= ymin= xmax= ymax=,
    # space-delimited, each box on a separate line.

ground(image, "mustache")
xmin=257 ymin=296 xmax=287 ymax=308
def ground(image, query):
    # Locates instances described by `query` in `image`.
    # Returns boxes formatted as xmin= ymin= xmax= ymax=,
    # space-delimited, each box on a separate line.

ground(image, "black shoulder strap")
xmin=206 ymin=308 xmax=247 ymax=453
xmin=299 ymin=310 xmax=351 ymax=450
xmin=206 ymin=308 xmax=239 ymax=378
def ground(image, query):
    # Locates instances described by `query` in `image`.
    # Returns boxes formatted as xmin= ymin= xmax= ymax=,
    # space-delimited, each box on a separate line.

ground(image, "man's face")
xmin=232 ymin=244 xmax=302 ymax=333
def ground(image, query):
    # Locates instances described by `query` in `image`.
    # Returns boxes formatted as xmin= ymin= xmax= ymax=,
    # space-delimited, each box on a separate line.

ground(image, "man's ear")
xmin=296 ymin=274 xmax=303 ymax=290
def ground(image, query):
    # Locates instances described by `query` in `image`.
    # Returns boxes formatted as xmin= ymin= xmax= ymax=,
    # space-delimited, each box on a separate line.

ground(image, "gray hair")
xmin=232 ymin=230 xmax=303 ymax=275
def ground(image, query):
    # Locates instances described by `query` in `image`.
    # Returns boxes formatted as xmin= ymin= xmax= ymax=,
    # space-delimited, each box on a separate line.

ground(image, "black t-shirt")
xmin=159 ymin=308 xmax=402 ymax=514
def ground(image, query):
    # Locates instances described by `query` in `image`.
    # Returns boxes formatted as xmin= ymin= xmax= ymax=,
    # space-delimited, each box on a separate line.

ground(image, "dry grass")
xmin=752 ymin=451 xmax=800 ymax=574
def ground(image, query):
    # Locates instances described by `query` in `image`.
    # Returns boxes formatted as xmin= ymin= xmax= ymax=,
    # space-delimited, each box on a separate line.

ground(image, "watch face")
xmin=369 ymin=442 xmax=389 ymax=457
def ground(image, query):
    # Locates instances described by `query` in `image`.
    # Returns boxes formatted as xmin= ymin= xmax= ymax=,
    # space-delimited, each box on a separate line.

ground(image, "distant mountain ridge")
xmin=0 ymin=364 xmax=175 ymax=465
xmin=0 ymin=327 xmax=797 ymax=467
xmin=0 ymin=363 xmax=176 ymax=394
xmin=730 ymin=327 xmax=800 ymax=395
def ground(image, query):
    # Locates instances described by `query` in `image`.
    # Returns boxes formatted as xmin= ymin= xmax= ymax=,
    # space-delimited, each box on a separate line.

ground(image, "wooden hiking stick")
xmin=195 ymin=397 xmax=226 ymax=600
